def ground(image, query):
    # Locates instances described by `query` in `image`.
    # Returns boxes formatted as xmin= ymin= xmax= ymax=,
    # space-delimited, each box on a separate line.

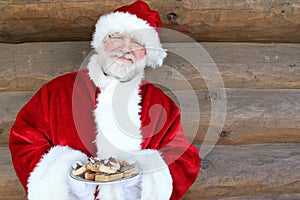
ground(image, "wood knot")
xmin=289 ymin=64 xmax=296 ymax=68
xmin=206 ymin=91 xmax=218 ymax=100
xmin=219 ymin=130 xmax=230 ymax=138
xmin=166 ymin=13 xmax=178 ymax=24
xmin=200 ymin=158 xmax=211 ymax=170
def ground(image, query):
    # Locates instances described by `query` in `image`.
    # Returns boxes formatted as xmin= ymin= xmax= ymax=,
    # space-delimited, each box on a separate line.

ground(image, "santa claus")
xmin=9 ymin=1 xmax=200 ymax=200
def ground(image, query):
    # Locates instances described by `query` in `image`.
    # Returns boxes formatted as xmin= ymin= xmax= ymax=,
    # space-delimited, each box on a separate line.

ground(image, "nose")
xmin=120 ymin=38 xmax=132 ymax=52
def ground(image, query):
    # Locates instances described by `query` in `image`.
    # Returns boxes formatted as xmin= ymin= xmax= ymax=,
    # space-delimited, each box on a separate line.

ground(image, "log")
xmin=0 ymin=92 xmax=33 ymax=147
xmin=183 ymin=144 xmax=300 ymax=199
xmin=0 ymin=42 xmax=299 ymax=92
xmin=0 ymin=147 xmax=26 ymax=200
xmin=169 ymin=89 xmax=300 ymax=145
xmin=201 ymin=194 xmax=300 ymax=200
xmin=1 ymin=89 xmax=300 ymax=146
xmin=1 ymin=144 xmax=300 ymax=199
xmin=0 ymin=0 xmax=300 ymax=43
xmin=0 ymin=42 xmax=90 ymax=91
xmin=150 ymin=42 xmax=300 ymax=90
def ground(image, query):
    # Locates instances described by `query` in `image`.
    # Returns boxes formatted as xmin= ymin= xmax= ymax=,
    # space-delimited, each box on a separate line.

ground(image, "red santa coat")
xmin=9 ymin=69 xmax=200 ymax=200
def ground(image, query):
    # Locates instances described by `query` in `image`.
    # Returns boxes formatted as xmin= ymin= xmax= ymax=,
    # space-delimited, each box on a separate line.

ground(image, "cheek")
xmin=133 ymin=49 xmax=146 ymax=61
xmin=104 ymin=42 xmax=117 ymax=52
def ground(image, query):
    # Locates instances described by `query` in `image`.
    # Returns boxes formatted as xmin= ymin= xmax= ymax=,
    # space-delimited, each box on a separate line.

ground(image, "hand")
xmin=68 ymin=162 xmax=96 ymax=200
xmin=96 ymin=175 xmax=141 ymax=200
xmin=120 ymin=174 xmax=141 ymax=199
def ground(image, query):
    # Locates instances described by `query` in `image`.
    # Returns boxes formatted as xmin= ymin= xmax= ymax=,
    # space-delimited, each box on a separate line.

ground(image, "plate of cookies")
xmin=70 ymin=157 xmax=140 ymax=185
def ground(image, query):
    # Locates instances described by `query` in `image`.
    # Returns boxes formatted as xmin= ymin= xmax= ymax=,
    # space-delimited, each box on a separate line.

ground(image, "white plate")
xmin=70 ymin=171 xmax=140 ymax=185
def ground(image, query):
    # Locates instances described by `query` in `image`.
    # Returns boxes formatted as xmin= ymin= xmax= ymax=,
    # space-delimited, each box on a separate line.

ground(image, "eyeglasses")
xmin=104 ymin=33 xmax=145 ymax=51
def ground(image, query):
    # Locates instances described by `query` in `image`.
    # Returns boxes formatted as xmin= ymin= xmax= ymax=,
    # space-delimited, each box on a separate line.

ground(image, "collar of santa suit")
xmin=47 ymin=62 xmax=176 ymax=160
xmin=60 ymin=65 xmax=189 ymax=159
xmin=72 ymin=72 xmax=154 ymax=158
xmin=83 ymin=52 xmax=144 ymax=158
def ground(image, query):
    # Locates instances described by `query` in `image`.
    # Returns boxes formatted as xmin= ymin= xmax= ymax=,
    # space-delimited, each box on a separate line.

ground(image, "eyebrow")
xmin=108 ymin=33 xmax=145 ymax=47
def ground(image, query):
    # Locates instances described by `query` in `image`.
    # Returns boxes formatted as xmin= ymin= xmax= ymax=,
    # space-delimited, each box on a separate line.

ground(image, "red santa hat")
xmin=91 ymin=0 xmax=167 ymax=68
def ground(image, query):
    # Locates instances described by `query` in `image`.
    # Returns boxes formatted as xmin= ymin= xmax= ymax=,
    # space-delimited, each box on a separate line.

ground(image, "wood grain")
xmin=1 ymin=89 xmax=300 ymax=146
xmin=2 ymin=144 xmax=299 ymax=199
xmin=0 ymin=147 xmax=26 ymax=200
xmin=168 ymin=88 xmax=300 ymax=145
xmin=0 ymin=92 xmax=34 ymax=147
xmin=183 ymin=144 xmax=300 ymax=199
xmin=204 ymin=194 xmax=300 ymax=200
xmin=0 ymin=42 xmax=299 ymax=92
xmin=0 ymin=42 xmax=90 ymax=91
xmin=0 ymin=0 xmax=299 ymax=43
xmin=160 ymin=42 xmax=300 ymax=90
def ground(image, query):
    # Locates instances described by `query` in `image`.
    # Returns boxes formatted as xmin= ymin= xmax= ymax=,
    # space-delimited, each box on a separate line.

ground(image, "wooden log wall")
xmin=1 ymin=0 xmax=300 ymax=199
xmin=0 ymin=41 xmax=299 ymax=199
xmin=0 ymin=0 xmax=300 ymax=43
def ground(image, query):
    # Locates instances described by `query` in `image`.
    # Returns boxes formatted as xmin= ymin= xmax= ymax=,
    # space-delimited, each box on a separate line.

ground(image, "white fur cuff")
xmin=27 ymin=146 xmax=89 ymax=200
xmin=135 ymin=149 xmax=173 ymax=200
xmin=141 ymin=167 xmax=173 ymax=200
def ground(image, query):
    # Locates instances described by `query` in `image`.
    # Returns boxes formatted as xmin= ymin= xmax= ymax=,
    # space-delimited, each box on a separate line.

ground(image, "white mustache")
xmin=110 ymin=51 xmax=135 ymax=62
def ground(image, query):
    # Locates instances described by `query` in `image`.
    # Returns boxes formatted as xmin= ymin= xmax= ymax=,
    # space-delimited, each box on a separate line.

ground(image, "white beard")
xmin=101 ymin=48 xmax=146 ymax=82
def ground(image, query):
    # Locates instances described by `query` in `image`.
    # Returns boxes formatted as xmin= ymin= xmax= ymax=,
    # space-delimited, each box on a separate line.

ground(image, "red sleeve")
xmin=9 ymin=84 xmax=52 ymax=192
xmin=140 ymin=83 xmax=201 ymax=200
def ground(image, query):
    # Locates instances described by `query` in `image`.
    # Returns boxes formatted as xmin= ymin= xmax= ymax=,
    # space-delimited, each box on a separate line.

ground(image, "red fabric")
xmin=140 ymin=81 xmax=200 ymax=199
xmin=9 ymin=70 xmax=200 ymax=199
xmin=114 ymin=0 xmax=162 ymax=31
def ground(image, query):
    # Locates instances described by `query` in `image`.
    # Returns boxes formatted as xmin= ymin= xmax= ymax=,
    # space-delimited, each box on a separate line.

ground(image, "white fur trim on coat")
xmin=92 ymin=70 xmax=173 ymax=199
xmin=91 ymin=12 xmax=167 ymax=68
xmin=94 ymin=71 xmax=143 ymax=158
xmin=87 ymin=38 xmax=172 ymax=198
xmin=27 ymin=146 xmax=91 ymax=200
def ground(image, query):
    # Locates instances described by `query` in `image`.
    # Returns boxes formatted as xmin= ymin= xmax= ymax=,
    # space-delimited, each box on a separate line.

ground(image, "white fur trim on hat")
xmin=91 ymin=12 xmax=167 ymax=68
